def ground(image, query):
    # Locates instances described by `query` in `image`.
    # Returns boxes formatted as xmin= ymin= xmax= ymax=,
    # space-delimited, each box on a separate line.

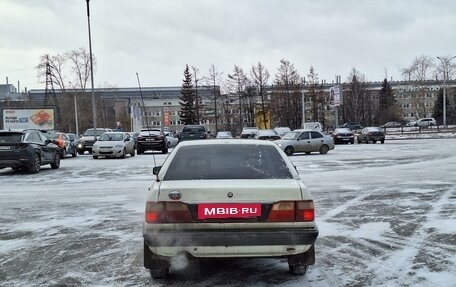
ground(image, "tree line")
xmin=3 ymin=51 xmax=453 ymax=134
xmin=179 ymin=55 xmax=456 ymax=134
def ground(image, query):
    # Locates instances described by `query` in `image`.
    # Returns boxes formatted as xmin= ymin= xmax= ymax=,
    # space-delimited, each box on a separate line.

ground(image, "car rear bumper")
xmin=143 ymin=227 xmax=318 ymax=247
xmin=0 ymin=159 xmax=31 ymax=168
xmin=137 ymin=142 xmax=166 ymax=150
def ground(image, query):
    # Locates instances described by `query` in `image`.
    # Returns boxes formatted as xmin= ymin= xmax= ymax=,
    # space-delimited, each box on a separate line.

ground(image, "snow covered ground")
xmin=0 ymin=138 xmax=455 ymax=286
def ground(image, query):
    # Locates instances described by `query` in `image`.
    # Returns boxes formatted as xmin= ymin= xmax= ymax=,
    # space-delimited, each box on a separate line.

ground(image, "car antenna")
xmin=136 ymin=72 xmax=157 ymax=167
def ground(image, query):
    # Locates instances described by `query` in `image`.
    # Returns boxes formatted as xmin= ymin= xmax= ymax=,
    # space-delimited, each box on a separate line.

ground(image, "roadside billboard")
xmin=3 ymin=109 xmax=55 ymax=130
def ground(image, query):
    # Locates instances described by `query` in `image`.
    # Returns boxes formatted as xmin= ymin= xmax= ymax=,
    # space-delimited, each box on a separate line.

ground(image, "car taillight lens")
xmin=267 ymin=201 xmax=295 ymax=222
xmin=296 ymin=200 xmax=315 ymax=222
xmin=145 ymin=202 xmax=192 ymax=223
xmin=267 ymin=200 xmax=315 ymax=222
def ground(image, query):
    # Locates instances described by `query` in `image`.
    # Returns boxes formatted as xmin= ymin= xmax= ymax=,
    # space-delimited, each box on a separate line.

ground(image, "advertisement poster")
xmin=3 ymin=109 xmax=55 ymax=130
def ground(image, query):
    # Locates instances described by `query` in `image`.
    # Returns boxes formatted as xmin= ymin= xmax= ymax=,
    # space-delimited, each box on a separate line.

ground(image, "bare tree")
xmin=251 ymin=62 xmax=269 ymax=129
xmin=206 ymin=65 xmax=224 ymax=133
xmin=35 ymin=48 xmax=97 ymax=132
xmin=227 ymin=65 xmax=249 ymax=132
xmin=342 ymin=68 xmax=374 ymax=126
xmin=66 ymin=47 xmax=94 ymax=92
xmin=306 ymin=66 xmax=327 ymax=127
xmin=271 ymin=59 xmax=301 ymax=129
xmin=36 ymin=53 xmax=67 ymax=91
xmin=401 ymin=55 xmax=436 ymax=118
xmin=407 ymin=55 xmax=435 ymax=81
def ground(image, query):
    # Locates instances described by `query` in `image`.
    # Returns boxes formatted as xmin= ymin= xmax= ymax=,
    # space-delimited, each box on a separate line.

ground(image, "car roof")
xmin=293 ymin=129 xmax=321 ymax=132
xmin=176 ymin=139 xmax=277 ymax=147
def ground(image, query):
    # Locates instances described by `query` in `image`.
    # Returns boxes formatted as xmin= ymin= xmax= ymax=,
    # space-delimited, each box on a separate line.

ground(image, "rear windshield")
xmin=140 ymin=130 xmax=161 ymax=136
xmin=164 ymin=144 xmax=292 ymax=180
xmin=0 ymin=133 xmax=24 ymax=143
xmin=83 ymin=129 xmax=108 ymax=136
xmin=182 ymin=126 xmax=205 ymax=132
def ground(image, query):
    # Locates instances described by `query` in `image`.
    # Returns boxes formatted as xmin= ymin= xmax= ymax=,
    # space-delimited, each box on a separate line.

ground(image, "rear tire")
xmin=78 ymin=150 xmax=84 ymax=155
xmin=130 ymin=149 xmax=135 ymax=157
xmin=284 ymin=146 xmax=294 ymax=156
xmin=60 ymin=148 xmax=66 ymax=159
xmin=381 ymin=140 xmax=385 ymax=144
xmin=287 ymin=244 xmax=315 ymax=275
xmin=289 ymin=264 xmax=309 ymax=275
xmin=319 ymin=144 xmax=329 ymax=154
xmin=29 ymin=154 xmax=41 ymax=174
xmin=93 ymin=155 xmax=98 ymax=159
xmin=144 ymin=241 xmax=170 ymax=279
xmin=50 ymin=152 xmax=60 ymax=169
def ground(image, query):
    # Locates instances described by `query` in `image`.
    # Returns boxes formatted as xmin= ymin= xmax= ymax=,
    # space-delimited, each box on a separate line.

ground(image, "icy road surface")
xmin=1 ymin=138 xmax=455 ymax=287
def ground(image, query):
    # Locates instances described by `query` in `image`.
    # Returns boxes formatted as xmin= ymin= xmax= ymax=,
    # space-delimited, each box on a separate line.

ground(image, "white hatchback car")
xmin=414 ymin=117 xmax=437 ymax=127
xmin=143 ymin=139 xmax=318 ymax=278
xmin=91 ymin=132 xmax=135 ymax=159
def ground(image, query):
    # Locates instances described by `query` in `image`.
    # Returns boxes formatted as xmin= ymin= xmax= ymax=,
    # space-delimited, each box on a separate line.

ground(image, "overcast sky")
xmin=1 ymin=0 xmax=455 ymax=91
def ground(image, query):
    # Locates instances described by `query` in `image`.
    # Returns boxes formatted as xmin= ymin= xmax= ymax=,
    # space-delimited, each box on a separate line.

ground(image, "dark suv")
xmin=177 ymin=125 xmax=208 ymax=143
xmin=0 ymin=129 xmax=60 ymax=173
xmin=136 ymin=129 xmax=168 ymax=154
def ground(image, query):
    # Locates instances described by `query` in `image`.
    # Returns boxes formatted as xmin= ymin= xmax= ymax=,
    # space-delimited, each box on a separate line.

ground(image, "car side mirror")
xmin=152 ymin=166 xmax=162 ymax=175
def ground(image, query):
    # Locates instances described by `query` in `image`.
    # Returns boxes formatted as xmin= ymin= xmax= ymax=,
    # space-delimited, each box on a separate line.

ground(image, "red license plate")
xmin=198 ymin=203 xmax=261 ymax=219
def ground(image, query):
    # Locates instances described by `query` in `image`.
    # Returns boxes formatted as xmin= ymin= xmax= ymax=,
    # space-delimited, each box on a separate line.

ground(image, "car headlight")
xmin=115 ymin=144 xmax=123 ymax=148
xmin=93 ymin=144 xmax=98 ymax=148
xmin=277 ymin=143 xmax=283 ymax=147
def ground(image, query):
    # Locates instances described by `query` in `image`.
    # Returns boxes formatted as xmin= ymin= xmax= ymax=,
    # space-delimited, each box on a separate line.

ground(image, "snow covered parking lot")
xmin=0 ymin=138 xmax=455 ymax=286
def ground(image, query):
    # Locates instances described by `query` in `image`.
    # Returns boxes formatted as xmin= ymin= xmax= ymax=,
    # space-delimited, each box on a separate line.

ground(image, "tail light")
xmin=267 ymin=200 xmax=315 ymax=222
xmin=145 ymin=202 xmax=193 ymax=223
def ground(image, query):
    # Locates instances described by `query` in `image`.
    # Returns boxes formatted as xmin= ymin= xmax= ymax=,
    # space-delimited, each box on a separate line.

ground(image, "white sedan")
xmin=92 ymin=132 xmax=135 ymax=159
xmin=143 ymin=139 xmax=318 ymax=279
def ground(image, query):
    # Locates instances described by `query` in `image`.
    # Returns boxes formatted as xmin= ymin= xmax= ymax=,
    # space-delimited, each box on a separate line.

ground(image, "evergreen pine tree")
xmin=432 ymin=88 xmax=449 ymax=124
xmin=179 ymin=65 xmax=196 ymax=125
xmin=377 ymin=79 xmax=400 ymax=124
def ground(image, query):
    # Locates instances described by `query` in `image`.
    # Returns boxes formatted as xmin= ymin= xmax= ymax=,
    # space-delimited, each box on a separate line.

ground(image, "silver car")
xmin=92 ymin=132 xmax=135 ymax=159
xmin=143 ymin=139 xmax=318 ymax=278
xmin=274 ymin=129 xmax=335 ymax=155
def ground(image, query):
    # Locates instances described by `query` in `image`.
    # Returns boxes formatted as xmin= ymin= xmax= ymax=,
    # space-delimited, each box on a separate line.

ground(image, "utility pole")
xmin=44 ymin=56 xmax=59 ymax=128
xmin=86 ymin=0 xmax=97 ymax=141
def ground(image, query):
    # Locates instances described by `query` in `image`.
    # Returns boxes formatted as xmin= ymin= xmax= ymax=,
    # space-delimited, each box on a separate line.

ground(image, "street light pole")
xmin=86 ymin=0 xmax=97 ymax=141
xmin=437 ymin=56 xmax=456 ymax=126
